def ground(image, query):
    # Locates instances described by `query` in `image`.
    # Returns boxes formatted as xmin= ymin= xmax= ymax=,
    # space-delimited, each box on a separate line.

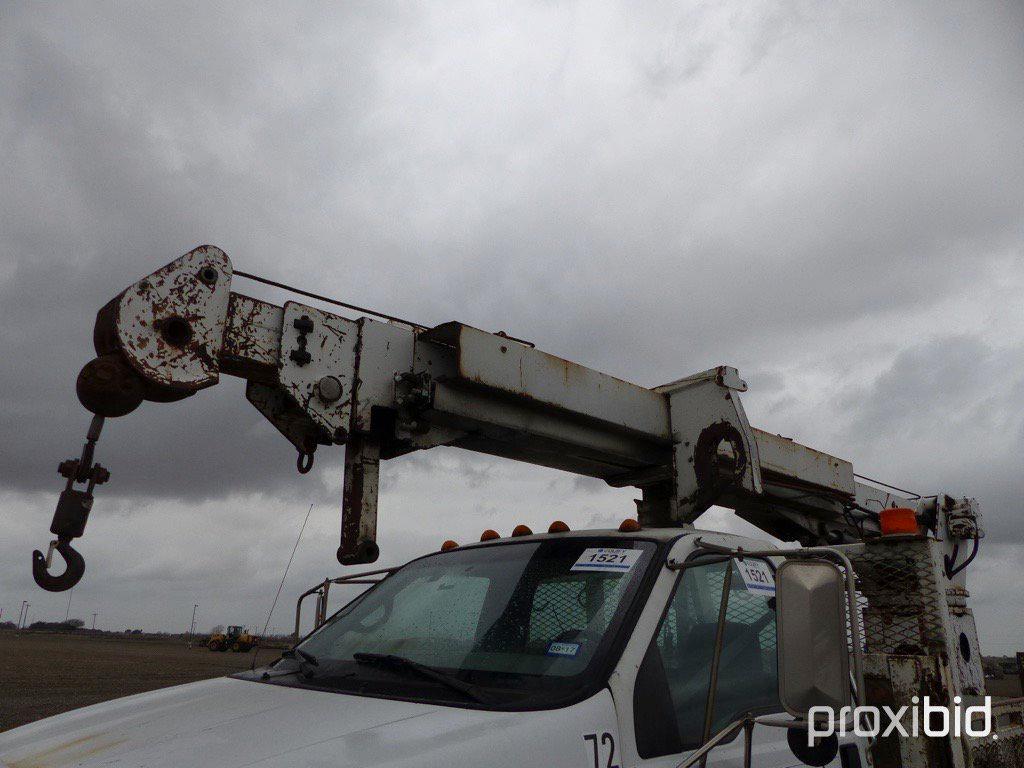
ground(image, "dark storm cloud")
xmin=0 ymin=3 xmax=407 ymax=499
xmin=1 ymin=1 xmax=1022 ymax=639
xmin=838 ymin=334 xmax=1024 ymax=541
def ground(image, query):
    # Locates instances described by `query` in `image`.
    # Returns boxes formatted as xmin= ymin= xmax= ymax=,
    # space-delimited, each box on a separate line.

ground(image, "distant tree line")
xmin=27 ymin=618 xmax=86 ymax=631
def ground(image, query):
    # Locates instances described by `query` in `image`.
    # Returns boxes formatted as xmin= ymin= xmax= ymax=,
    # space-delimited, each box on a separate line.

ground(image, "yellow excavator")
xmin=208 ymin=625 xmax=257 ymax=652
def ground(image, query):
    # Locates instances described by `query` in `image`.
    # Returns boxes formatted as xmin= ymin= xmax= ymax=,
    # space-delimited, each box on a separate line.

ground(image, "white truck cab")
xmin=1 ymin=526 xmax=859 ymax=768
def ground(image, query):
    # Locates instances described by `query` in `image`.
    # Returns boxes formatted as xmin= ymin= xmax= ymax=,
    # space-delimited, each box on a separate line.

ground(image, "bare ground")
xmin=0 ymin=631 xmax=281 ymax=733
xmin=987 ymin=675 xmax=1024 ymax=698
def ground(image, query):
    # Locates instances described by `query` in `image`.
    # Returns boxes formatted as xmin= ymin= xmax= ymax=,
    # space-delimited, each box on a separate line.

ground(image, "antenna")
xmin=253 ymin=503 xmax=314 ymax=671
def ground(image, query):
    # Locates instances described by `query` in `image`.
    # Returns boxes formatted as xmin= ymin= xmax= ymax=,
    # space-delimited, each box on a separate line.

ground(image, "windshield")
xmin=275 ymin=537 xmax=658 ymax=709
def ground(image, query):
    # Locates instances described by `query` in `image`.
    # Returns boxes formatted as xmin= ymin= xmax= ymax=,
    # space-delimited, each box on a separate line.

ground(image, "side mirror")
xmin=775 ymin=559 xmax=852 ymax=717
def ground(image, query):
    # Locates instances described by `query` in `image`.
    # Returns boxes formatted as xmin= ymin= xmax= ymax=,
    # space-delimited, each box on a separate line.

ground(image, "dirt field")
xmin=0 ymin=631 xmax=282 ymax=733
xmin=987 ymin=675 xmax=1024 ymax=698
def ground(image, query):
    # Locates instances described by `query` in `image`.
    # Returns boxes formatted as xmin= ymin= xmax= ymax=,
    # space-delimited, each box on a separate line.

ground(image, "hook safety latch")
xmin=32 ymin=539 xmax=86 ymax=593
xmin=32 ymin=415 xmax=110 ymax=592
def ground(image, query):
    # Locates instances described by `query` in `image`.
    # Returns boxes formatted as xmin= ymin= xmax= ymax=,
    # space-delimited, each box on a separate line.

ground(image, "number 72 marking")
xmin=583 ymin=732 xmax=619 ymax=768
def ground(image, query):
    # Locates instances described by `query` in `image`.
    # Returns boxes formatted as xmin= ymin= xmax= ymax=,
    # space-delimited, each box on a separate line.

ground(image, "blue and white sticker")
xmin=546 ymin=641 xmax=581 ymax=657
xmin=737 ymin=559 xmax=776 ymax=595
xmin=571 ymin=547 xmax=643 ymax=574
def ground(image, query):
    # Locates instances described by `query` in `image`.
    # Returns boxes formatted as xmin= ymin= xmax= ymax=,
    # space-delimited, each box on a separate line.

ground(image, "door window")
xmin=635 ymin=558 xmax=780 ymax=758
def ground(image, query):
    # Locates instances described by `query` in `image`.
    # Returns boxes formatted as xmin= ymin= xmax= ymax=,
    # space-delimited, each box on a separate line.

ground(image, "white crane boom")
xmin=34 ymin=245 xmax=980 ymax=589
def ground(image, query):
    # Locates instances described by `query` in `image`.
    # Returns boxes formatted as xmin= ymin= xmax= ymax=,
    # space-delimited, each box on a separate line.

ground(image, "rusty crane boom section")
xmin=33 ymin=245 xmax=979 ymax=593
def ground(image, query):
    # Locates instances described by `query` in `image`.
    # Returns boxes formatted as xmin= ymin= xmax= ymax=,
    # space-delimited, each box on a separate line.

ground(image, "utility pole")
xmin=22 ymin=603 xmax=30 ymax=629
xmin=91 ymin=613 xmax=98 ymax=630
xmin=187 ymin=604 xmax=198 ymax=648
xmin=17 ymin=601 xmax=26 ymax=629
xmin=64 ymin=587 xmax=74 ymax=622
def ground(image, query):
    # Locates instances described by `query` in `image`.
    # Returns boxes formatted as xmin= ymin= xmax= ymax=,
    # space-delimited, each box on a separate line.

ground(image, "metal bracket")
xmin=246 ymin=382 xmax=322 ymax=454
xmin=942 ymin=495 xmax=984 ymax=540
xmin=338 ymin=436 xmax=381 ymax=565
xmin=657 ymin=367 xmax=763 ymax=524
xmin=278 ymin=303 xmax=359 ymax=442
xmin=289 ymin=315 xmax=314 ymax=366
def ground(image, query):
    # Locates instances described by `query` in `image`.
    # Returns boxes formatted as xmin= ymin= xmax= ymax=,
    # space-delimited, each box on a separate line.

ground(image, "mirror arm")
xmin=742 ymin=719 xmax=754 ymax=767
xmin=674 ymin=717 xmax=754 ymax=768
xmin=754 ymin=712 xmax=858 ymax=731
xmin=754 ymin=714 xmax=813 ymax=728
xmin=676 ymin=712 xmax=863 ymax=768
xmin=293 ymin=566 xmax=398 ymax=644
xmin=294 ymin=582 xmax=328 ymax=645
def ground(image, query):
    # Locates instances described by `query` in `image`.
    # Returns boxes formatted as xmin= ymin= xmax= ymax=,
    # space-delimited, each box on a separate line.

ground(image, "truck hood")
xmin=0 ymin=677 xmax=613 ymax=768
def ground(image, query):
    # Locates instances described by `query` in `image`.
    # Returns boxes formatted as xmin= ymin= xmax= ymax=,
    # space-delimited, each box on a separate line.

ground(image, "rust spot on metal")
xmin=349 ymin=321 xmax=366 ymax=433
xmin=108 ymin=246 xmax=231 ymax=387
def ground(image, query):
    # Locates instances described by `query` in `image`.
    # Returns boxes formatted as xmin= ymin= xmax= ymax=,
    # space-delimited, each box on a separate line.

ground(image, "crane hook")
xmin=31 ymin=414 xmax=109 ymax=593
xmin=32 ymin=539 xmax=86 ymax=592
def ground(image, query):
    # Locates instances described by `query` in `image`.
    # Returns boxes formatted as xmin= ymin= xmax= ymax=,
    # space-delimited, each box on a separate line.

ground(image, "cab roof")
xmin=453 ymin=524 xmax=769 ymax=550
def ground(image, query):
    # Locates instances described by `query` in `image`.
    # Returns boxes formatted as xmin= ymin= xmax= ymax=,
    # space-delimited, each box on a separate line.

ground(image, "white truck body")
xmin=2 ymin=529 xmax=850 ymax=768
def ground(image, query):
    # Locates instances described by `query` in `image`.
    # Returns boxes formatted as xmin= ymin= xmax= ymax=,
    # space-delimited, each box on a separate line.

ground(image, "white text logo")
xmin=807 ymin=696 xmax=993 ymax=746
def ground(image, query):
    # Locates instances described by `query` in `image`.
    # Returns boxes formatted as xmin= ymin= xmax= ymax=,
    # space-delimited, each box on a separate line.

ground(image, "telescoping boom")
xmin=33 ymin=245 xmax=980 ymax=591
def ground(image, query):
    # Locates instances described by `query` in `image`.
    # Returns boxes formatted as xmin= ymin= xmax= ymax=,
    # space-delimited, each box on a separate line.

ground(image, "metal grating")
xmin=528 ymin=574 xmax=629 ymax=648
xmin=970 ymin=730 xmax=1024 ymax=768
xmin=725 ymin=588 xmax=778 ymax=655
xmin=848 ymin=538 xmax=947 ymax=655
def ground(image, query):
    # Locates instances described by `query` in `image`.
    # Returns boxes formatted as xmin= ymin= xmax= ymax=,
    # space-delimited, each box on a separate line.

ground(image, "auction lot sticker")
xmin=571 ymin=548 xmax=643 ymax=574
xmin=736 ymin=559 xmax=775 ymax=595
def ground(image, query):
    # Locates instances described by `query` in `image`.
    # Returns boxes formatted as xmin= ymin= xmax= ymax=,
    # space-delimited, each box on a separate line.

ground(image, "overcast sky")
xmin=1 ymin=1 xmax=1022 ymax=652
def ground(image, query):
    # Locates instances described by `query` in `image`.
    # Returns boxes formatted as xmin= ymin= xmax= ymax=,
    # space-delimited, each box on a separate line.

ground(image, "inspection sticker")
xmin=546 ymin=641 xmax=581 ymax=658
xmin=737 ymin=560 xmax=776 ymax=595
xmin=571 ymin=547 xmax=643 ymax=574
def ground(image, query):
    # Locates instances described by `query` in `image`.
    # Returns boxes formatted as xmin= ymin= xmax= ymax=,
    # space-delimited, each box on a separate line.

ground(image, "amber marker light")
xmin=879 ymin=507 xmax=919 ymax=536
xmin=440 ymin=540 xmax=459 ymax=551
xmin=511 ymin=524 xmax=533 ymax=537
xmin=548 ymin=520 xmax=570 ymax=533
xmin=480 ymin=529 xmax=500 ymax=541
xmin=618 ymin=518 xmax=642 ymax=532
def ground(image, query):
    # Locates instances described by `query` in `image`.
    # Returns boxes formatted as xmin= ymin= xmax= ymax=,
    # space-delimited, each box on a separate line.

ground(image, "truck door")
xmin=631 ymin=556 xmax=795 ymax=767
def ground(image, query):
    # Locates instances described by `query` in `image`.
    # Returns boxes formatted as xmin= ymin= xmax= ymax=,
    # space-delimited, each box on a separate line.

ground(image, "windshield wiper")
xmin=352 ymin=652 xmax=490 ymax=704
xmin=292 ymin=648 xmax=320 ymax=666
xmin=272 ymin=648 xmax=320 ymax=678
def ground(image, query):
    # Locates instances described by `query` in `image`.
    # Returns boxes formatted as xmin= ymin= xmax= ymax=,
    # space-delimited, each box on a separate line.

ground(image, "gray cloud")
xmin=835 ymin=335 xmax=1024 ymax=540
xmin=1 ymin=0 xmax=1022 ymax=653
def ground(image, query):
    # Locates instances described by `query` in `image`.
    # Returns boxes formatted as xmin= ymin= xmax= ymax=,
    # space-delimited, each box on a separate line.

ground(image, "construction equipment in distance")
xmin=208 ymin=625 xmax=258 ymax=653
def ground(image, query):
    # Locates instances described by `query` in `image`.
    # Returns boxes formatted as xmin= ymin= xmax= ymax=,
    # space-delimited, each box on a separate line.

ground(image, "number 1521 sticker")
xmin=571 ymin=548 xmax=643 ymax=574
xmin=736 ymin=559 xmax=776 ymax=595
